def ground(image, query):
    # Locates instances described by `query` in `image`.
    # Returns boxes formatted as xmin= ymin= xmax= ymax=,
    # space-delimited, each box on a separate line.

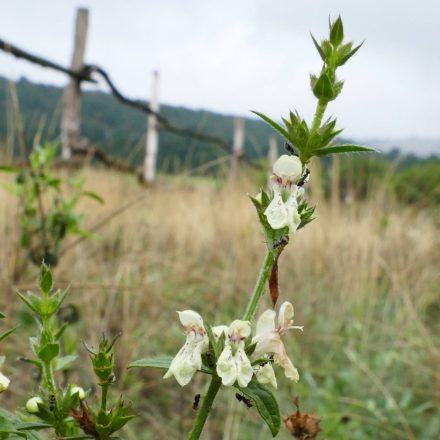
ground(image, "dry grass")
xmin=0 ymin=168 xmax=439 ymax=439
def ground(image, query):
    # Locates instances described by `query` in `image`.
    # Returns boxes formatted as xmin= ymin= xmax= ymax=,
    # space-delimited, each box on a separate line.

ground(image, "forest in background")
xmin=0 ymin=76 xmax=439 ymax=205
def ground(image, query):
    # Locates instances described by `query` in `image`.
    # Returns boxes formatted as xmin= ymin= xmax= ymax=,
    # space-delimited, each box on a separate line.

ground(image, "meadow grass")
xmin=0 ymin=168 xmax=439 ymax=439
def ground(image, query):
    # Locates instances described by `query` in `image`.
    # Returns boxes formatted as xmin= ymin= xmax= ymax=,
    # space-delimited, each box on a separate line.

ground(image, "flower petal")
xmin=235 ymin=347 xmax=254 ymax=388
xmin=216 ymin=345 xmax=237 ymax=386
xmin=273 ymin=155 xmax=302 ymax=182
xmin=228 ymin=320 xmax=251 ymax=339
xmin=212 ymin=325 xmax=228 ymax=340
xmin=0 ymin=372 xmax=10 ymax=393
xmin=275 ymin=344 xmax=299 ymax=382
xmin=256 ymin=363 xmax=278 ymax=389
xmin=264 ymin=190 xmax=290 ymax=230
xmin=177 ymin=310 xmax=204 ymax=329
xmin=255 ymin=309 xmax=276 ymax=337
xmin=163 ymin=336 xmax=205 ymax=386
xmin=278 ymin=302 xmax=294 ymax=329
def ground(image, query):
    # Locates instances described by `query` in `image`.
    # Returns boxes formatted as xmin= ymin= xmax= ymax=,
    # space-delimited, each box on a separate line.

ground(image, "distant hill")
xmin=0 ymin=76 xmax=282 ymax=170
xmin=0 ymin=76 xmax=438 ymax=171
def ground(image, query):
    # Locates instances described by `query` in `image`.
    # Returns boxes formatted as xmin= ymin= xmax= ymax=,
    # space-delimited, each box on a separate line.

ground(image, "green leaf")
xmin=310 ymin=34 xmax=325 ymax=61
xmin=330 ymin=16 xmax=344 ymax=46
xmin=338 ymin=41 xmax=364 ymax=66
xmin=312 ymin=72 xmax=334 ymax=101
xmin=39 ymin=264 xmax=53 ymax=294
xmin=37 ymin=343 xmax=60 ymax=362
xmin=54 ymin=354 xmax=77 ymax=371
xmin=128 ymin=356 xmax=212 ymax=374
xmin=0 ymin=326 xmax=17 ymax=342
xmin=16 ymin=422 xmax=53 ymax=431
xmin=0 ymin=312 xmax=5 ymax=319
xmin=236 ymin=381 xmax=281 ymax=437
xmin=0 ymin=165 xmax=20 ymax=173
xmin=251 ymin=111 xmax=292 ymax=143
xmin=82 ymin=191 xmax=105 ymax=204
xmin=17 ymin=291 xmax=43 ymax=316
xmin=314 ymin=144 xmax=377 ymax=157
xmin=205 ymin=324 xmax=220 ymax=359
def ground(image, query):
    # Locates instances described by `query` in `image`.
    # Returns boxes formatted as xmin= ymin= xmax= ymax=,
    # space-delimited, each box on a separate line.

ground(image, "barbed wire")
xmin=0 ymin=38 xmax=232 ymax=154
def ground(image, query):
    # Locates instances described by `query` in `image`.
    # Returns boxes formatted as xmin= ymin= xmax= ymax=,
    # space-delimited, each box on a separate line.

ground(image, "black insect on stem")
xmin=297 ymin=167 xmax=310 ymax=187
xmin=205 ymin=351 xmax=215 ymax=368
xmin=284 ymin=142 xmax=299 ymax=156
xmin=48 ymin=394 xmax=56 ymax=412
xmin=192 ymin=394 xmax=201 ymax=411
xmin=235 ymin=393 xmax=253 ymax=408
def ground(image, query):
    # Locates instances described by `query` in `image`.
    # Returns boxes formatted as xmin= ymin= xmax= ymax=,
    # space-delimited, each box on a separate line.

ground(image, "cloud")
xmin=0 ymin=0 xmax=439 ymax=143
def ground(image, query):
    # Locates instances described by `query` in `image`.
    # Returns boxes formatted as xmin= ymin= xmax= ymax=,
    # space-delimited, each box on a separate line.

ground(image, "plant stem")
xmin=310 ymin=99 xmax=327 ymax=133
xmin=243 ymin=250 xmax=275 ymax=321
xmin=188 ymin=376 xmax=222 ymax=440
xmin=101 ymin=382 xmax=109 ymax=412
xmin=187 ymin=250 xmax=276 ymax=438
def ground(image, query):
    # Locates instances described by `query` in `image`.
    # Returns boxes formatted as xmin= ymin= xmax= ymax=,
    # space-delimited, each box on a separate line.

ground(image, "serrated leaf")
xmin=236 ymin=381 xmax=281 ymax=437
xmin=128 ymin=356 xmax=212 ymax=374
xmin=251 ymin=111 xmax=292 ymax=143
xmin=314 ymin=144 xmax=377 ymax=157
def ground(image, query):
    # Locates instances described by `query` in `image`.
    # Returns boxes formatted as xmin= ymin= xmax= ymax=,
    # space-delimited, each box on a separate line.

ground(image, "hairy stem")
xmin=243 ymin=250 xmax=276 ymax=321
xmin=310 ymin=99 xmax=327 ymax=133
xmin=188 ymin=376 xmax=222 ymax=440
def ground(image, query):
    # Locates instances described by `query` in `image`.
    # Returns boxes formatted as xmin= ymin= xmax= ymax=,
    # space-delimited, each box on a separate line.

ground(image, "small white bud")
xmin=26 ymin=396 xmax=43 ymax=413
xmin=253 ymin=192 xmax=263 ymax=204
xmin=71 ymin=385 xmax=86 ymax=400
xmin=0 ymin=372 xmax=10 ymax=393
xmin=273 ymin=155 xmax=303 ymax=183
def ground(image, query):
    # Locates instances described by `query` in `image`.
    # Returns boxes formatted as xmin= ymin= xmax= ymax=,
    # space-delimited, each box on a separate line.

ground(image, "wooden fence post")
xmin=61 ymin=8 xmax=89 ymax=160
xmin=230 ymin=117 xmax=245 ymax=180
xmin=144 ymin=70 xmax=160 ymax=183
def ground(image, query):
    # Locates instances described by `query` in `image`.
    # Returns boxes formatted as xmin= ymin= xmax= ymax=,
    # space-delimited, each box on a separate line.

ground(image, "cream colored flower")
xmin=71 ymin=385 xmax=86 ymax=400
xmin=26 ymin=396 xmax=43 ymax=413
xmin=264 ymin=186 xmax=301 ymax=234
xmin=216 ymin=320 xmax=253 ymax=387
xmin=273 ymin=155 xmax=303 ymax=185
xmin=0 ymin=372 xmax=10 ymax=393
xmin=164 ymin=310 xmax=208 ymax=386
xmin=255 ymin=362 xmax=278 ymax=389
xmin=252 ymin=302 xmax=303 ymax=382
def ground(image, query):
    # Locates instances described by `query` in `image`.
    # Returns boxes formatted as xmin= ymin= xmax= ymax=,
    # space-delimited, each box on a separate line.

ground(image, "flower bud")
xmin=273 ymin=155 xmax=302 ymax=184
xmin=26 ymin=396 xmax=43 ymax=413
xmin=0 ymin=372 xmax=10 ymax=393
xmin=71 ymin=385 xmax=86 ymax=400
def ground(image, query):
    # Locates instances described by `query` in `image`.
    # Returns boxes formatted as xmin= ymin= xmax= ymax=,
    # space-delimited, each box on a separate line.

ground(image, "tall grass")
xmin=0 ymin=168 xmax=439 ymax=439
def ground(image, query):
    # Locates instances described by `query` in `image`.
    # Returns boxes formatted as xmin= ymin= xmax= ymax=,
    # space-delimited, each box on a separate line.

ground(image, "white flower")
xmin=216 ymin=320 xmax=254 ymax=387
xmin=264 ymin=186 xmax=301 ymax=234
xmin=252 ymin=302 xmax=303 ymax=382
xmin=26 ymin=396 xmax=43 ymax=413
xmin=164 ymin=310 xmax=208 ymax=386
xmin=212 ymin=325 xmax=228 ymax=340
xmin=272 ymin=155 xmax=303 ymax=185
xmin=255 ymin=362 xmax=278 ymax=389
xmin=71 ymin=385 xmax=86 ymax=400
xmin=0 ymin=372 xmax=10 ymax=393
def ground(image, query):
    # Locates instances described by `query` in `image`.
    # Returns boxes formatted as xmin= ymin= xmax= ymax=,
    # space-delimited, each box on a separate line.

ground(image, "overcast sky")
xmin=1 ymin=0 xmax=440 ymax=146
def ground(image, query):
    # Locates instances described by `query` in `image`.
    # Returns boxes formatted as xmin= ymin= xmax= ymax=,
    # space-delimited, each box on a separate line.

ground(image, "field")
xmin=0 ymin=166 xmax=439 ymax=439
